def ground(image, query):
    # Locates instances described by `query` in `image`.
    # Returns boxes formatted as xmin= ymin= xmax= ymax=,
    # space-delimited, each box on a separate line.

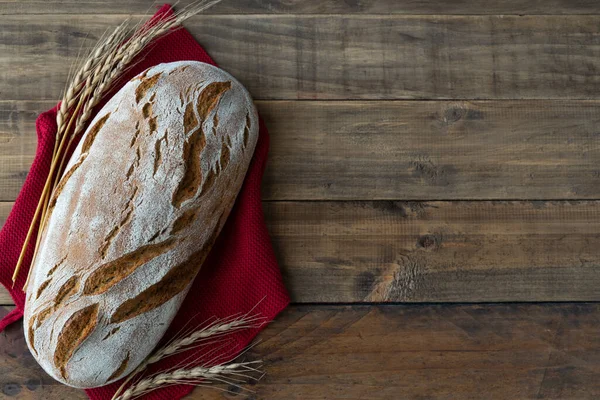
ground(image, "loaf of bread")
xmin=23 ymin=61 xmax=259 ymax=388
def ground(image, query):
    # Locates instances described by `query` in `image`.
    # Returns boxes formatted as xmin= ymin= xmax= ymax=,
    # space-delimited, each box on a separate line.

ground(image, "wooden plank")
xmin=264 ymin=201 xmax=600 ymax=302
xmin=0 ymin=202 xmax=12 ymax=305
xmin=198 ymin=303 xmax=600 ymax=399
xmin=0 ymin=201 xmax=10 ymax=226
xmin=2 ymin=100 xmax=600 ymax=202
xmin=1 ymin=200 xmax=599 ymax=304
xmin=261 ymin=100 xmax=600 ymax=200
xmin=4 ymin=15 xmax=600 ymax=101
xmin=0 ymin=102 xmax=42 ymax=202
xmin=3 ymin=0 xmax=600 ymax=15
xmin=1 ymin=304 xmax=599 ymax=399
xmin=0 ymin=291 xmax=11 ymax=305
xmin=0 ymin=306 xmax=86 ymax=399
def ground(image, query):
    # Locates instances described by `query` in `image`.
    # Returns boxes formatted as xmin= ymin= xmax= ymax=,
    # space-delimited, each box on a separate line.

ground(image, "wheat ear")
xmin=113 ymin=361 xmax=263 ymax=400
xmin=111 ymin=309 xmax=266 ymax=400
xmin=56 ymin=22 xmax=130 ymax=145
xmin=14 ymin=0 xmax=224 ymax=287
xmin=150 ymin=313 xmax=266 ymax=363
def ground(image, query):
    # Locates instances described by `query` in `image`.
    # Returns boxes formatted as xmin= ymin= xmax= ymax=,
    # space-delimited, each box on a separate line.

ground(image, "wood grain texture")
xmin=264 ymin=201 xmax=600 ymax=302
xmin=0 ymin=201 xmax=10 ymax=227
xmin=1 ymin=200 xmax=599 ymax=304
xmin=4 ymin=15 xmax=600 ymax=101
xmin=0 ymin=293 xmax=12 ymax=308
xmin=0 ymin=202 xmax=14 ymax=305
xmin=2 ymin=100 xmax=600 ymax=202
xmin=0 ymin=3 xmax=598 ymax=399
xmin=0 ymin=102 xmax=42 ymax=202
xmin=261 ymin=100 xmax=600 ymax=200
xmin=2 ymin=304 xmax=599 ymax=399
xmin=0 ymin=307 xmax=86 ymax=399
xmin=4 ymin=0 xmax=600 ymax=15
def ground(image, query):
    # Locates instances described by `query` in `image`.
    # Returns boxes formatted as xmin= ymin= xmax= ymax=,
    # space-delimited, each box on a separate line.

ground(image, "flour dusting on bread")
xmin=23 ymin=61 xmax=259 ymax=388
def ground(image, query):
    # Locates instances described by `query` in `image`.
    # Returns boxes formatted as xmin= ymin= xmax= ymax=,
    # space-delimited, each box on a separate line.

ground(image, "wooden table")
xmin=1 ymin=1 xmax=600 ymax=399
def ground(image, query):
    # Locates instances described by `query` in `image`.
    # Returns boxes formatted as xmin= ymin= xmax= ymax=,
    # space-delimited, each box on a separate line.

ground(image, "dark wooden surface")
xmin=2 ymin=304 xmax=600 ymax=399
xmin=2 ymin=200 xmax=600 ymax=304
xmin=0 ymin=1 xmax=599 ymax=399
xmin=8 ymin=15 xmax=600 ymax=101
xmin=3 ymin=100 xmax=600 ymax=201
xmin=3 ymin=1 xmax=600 ymax=15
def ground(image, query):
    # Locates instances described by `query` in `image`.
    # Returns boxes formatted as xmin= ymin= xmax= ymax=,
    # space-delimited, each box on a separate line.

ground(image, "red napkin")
xmin=0 ymin=4 xmax=289 ymax=399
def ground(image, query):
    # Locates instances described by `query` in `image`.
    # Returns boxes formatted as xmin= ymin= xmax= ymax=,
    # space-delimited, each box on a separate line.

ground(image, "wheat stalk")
xmin=113 ymin=361 xmax=263 ymax=400
xmin=150 ymin=313 xmax=266 ymax=363
xmin=14 ymin=0 xmax=224 ymax=288
xmin=111 ymin=307 xmax=266 ymax=399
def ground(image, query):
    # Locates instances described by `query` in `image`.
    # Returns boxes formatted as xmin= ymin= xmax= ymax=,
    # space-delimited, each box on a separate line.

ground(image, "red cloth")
xmin=0 ymin=4 xmax=289 ymax=399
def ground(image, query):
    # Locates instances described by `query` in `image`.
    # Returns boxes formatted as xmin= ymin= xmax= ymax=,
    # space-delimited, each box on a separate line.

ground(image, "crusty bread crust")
xmin=23 ymin=61 xmax=259 ymax=388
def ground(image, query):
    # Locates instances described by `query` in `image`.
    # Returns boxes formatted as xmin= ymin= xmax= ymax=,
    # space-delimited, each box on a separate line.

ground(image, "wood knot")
xmin=410 ymin=155 xmax=454 ymax=186
xmin=443 ymin=107 xmax=465 ymax=124
xmin=440 ymin=105 xmax=483 ymax=126
xmin=417 ymin=234 xmax=441 ymax=250
xmin=2 ymin=383 xmax=21 ymax=397
xmin=355 ymin=270 xmax=377 ymax=296
xmin=25 ymin=378 xmax=41 ymax=391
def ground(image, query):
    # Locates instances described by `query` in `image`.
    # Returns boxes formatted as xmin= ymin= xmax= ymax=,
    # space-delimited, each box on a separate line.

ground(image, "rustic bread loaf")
xmin=23 ymin=61 xmax=259 ymax=388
